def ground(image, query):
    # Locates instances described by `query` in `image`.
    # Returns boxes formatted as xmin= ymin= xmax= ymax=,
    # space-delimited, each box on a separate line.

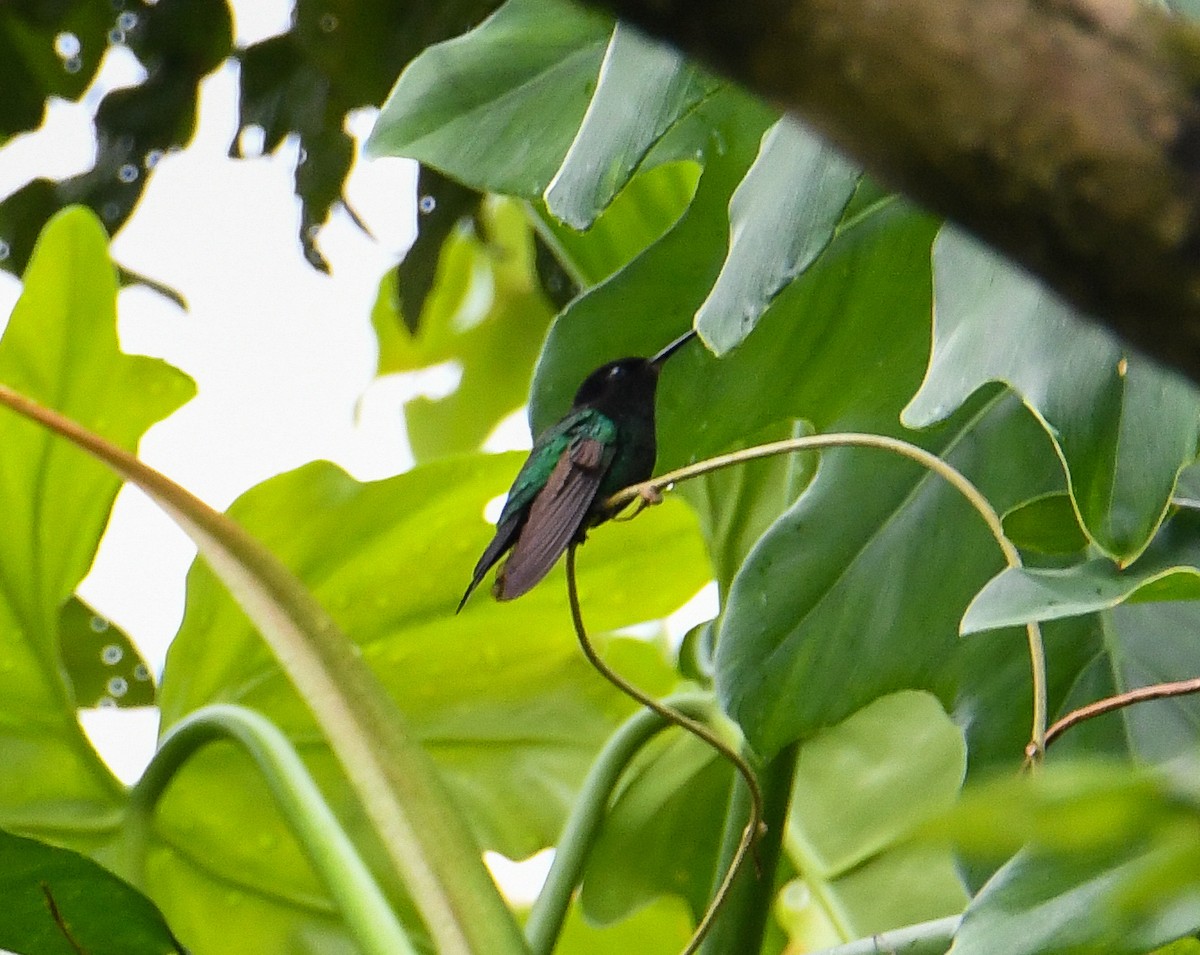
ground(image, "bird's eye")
xmin=607 ymin=366 xmax=622 ymax=379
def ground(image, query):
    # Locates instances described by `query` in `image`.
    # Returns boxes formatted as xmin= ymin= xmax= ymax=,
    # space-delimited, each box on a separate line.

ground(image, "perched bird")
xmin=458 ymin=328 xmax=697 ymax=611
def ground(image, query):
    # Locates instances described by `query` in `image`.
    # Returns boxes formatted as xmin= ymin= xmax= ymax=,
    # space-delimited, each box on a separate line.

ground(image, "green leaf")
xmin=785 ymin=692 xmax=968 ymax=947
xmin=1001 ymin=493 xmax=1088 ymax=555
xmin=580 ymin=731 xmax=733 ymax=925
xmin=0 ymin=207 xmax=193 ymax=840
xmin=153 ymin=454 xmax=704 ymax=949
xmin=58 ymin=596 xmax=155 ymax=709
xmin=0 ymin=2 xmax=109 ymax=136
xmin=963 ymin=509 xmax=1200 ymax=634
xmin=695 ymin=118 xmax=860 ymax=355
xmin=555 ymin=897 xmax=693 ymax=954
xmin=1 ymin=0 xmax=235 ymax=272
xmin=237 ymin=0 xmax=499 ymax=267
xmin=1104 ymin=601 xmax=1200 ymax=762
xmin=718 ymin=393 xmax=1063 ymax=758
xmin=544 ymin=22 xmax=716 ymax=228
xmin=394 ymin=166 xmax=483 ymax=334
xmin=0 ymin=397 xmax=529 ymax=950
xmin=372 ymin=196 xmax=556 ymax=460
xmin=952 ymin=844 xmax=1200 ymax=955
xmin=677 ymin=419 xmax=813 ymax=594
xmin=366 ymin=0 xmax=612 ymax=196
xmin=0 ymin=827 xmax=183 ymax=955
xmin=904 ymin=225 xmax=1200 ymax=563
xmin=940 ymin=763 xmax=1200 ymax=954
xmin=533 ymin=157 xmax=702 ymax=289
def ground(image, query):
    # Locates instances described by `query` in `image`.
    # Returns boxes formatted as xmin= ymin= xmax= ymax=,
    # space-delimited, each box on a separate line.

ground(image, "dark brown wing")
xmin=495 ymin=437 xmax=611 ymax=600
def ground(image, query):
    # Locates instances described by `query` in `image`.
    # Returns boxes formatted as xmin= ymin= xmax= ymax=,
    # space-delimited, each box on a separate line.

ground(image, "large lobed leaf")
xmin=694 ymin=117 xmax=860 ymax=355
xmin=154 ymin=453 xmax=707 ymax=949
xmin=718 ymin=392 xmax=1064 ymax=760
xmin=366 ymin=0 xmax=612 ymax=197
xmin=542 ymin=22 xmax=716 ymax=229
xmin=0 ymin=207 xmax=193 ymax=842
xmin=905 ymin=226 xmax=1200 ymax=564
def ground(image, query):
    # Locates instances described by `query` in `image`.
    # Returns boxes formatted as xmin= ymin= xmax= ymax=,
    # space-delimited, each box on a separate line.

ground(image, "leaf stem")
xmin=565 ymin=545 xmax=766 ymax=955
xmin=697 ymin=743 xmax=797 ymax=955
xmin=1032 ymin=676 xmax=1200 ymax=758
xmin=127 ymin=704 xmax=416 ymax=955
xmin=608 ymin=431 xmax=1048 ymax=761
xmin=525 ymin=691 xmax=717 ymax=955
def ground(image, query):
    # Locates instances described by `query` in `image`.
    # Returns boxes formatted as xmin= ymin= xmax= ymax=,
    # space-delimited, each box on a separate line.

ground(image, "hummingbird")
xmin=458 ymin=328 xmax=698 ymax=611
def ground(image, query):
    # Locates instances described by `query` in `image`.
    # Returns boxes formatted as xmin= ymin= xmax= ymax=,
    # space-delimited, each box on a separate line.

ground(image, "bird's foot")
xmin=613 ymin=485 xmax=663 ymax=522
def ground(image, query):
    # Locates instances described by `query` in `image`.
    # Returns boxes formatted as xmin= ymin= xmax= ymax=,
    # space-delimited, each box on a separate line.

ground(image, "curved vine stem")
xmin=1032 ymin=675 xmax=1200 ymax=758
xmin=606 ymin=431 xmax=1049 ymax=761
xmin=565 ymin=546 xmax=766 ymax=955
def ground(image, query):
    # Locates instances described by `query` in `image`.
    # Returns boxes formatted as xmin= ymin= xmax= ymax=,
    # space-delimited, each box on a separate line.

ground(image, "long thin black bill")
xmin=650 ymin=327 xmax=699 ymax=367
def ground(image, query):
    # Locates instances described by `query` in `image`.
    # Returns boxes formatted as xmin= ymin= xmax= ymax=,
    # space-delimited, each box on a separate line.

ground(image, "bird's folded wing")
xmin=496 ymin=437 xmax=611 ymax=600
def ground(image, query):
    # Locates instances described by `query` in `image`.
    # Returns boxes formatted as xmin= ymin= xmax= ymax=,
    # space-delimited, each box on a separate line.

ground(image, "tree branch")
xmin=576 ymin=0 xmax=1200 ymax=383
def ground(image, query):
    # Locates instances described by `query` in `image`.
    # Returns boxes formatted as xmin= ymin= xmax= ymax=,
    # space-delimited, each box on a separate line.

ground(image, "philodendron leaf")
xmin=904 ymin=225 xmax=1200 ymax=563
xmin=718 ymin=393 xmax=1062 ymax=759
xmin=531 ymin=90 xmax=938 ymax=476
xmin=963 ymin=508 xmax=1200 ymax=634
xmin=784 ymin=692 xmax=968 ymax=949
xmin=153 ymin=455 xmax=704 ymax=953
xmin=366 ymin=0 xmax=612 ymax=196
xmin=544 ymin=21 xmax=716 ymax=229
xmin=0 ymin=410 xmax=529 ymax=951
xmin=0 ymin=207 xmax=192 ymax=843
xmin=695 ymin=118 xmax=860 ymax=355
xmin=0 ymin=827 xmax=184 ymax=955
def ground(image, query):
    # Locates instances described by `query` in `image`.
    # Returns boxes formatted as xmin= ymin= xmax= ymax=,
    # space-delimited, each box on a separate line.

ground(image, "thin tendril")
xmin=1030 ymin=675 xmax=1200 ymax=760
xmin=566 ymin=545 xmax=765 ymax=955
xmin=605 ymin=431 xmax=1048 ymax=762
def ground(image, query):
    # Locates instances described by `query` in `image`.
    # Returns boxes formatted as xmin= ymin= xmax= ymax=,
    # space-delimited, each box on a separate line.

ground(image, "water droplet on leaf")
xmin=54 ymin=32 xmax=82 ymax=60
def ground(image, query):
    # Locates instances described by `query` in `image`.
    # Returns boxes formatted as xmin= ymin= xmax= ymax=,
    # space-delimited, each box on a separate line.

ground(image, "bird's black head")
xmin=571 ymin=357 xmax=659 ymax=418
xmin=570 ymin=329 xmax=698 ymax=417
